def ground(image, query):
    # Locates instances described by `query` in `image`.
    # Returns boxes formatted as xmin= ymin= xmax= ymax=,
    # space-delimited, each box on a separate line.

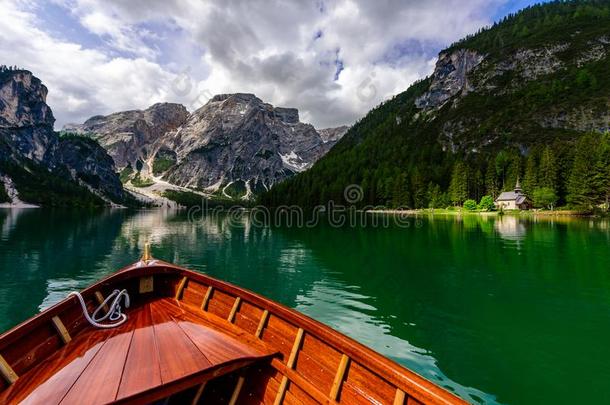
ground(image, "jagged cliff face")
xmin=318 ymin=126 xmax=350 ymax=143
xmin=415 ymin=49 xmax=485 ymax=109
xmin=164 ymin=93 xmax=343 ymax=194
xmin=64 ymin=103 xmax=189 ymax=169
xmin=70 ymin=93 xmax=347 ymax=197
xmin=0 ymin=70 xmax=55 ymax=162
xmin=0 ymin=69 xmax=126 ymax=205
xmin=413 ymin=35 xmax=610 ymax=153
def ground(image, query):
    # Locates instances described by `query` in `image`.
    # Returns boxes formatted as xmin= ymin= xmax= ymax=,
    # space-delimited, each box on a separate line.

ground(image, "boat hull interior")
xmin=0 ymin=261 xmax=466 ymax=405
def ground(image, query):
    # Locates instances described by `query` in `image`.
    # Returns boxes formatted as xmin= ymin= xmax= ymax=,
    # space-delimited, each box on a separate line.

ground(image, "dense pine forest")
xmin=260 ymin=0 xmax=610 ymax=211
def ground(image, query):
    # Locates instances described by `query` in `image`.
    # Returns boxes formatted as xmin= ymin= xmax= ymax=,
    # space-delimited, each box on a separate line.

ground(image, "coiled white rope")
xmin=69 ymin=289 xmax=131 ymax=329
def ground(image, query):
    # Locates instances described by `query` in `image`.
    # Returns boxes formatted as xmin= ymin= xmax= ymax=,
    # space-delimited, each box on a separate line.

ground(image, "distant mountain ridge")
xmin=0 ymin=67 xmax=129 ymax=207
xmin=261 ymin=0 xmax=610 ymax=210
xmin=66 ymin=93 xmax=347 ymax=198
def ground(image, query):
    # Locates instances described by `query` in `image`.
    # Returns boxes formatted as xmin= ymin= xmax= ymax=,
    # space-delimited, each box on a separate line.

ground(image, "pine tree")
xmin=449 ymin=161 xmax=468 ymax=206
xmin=411 ymin=169 xmax=427 ymax=209
xmin=470 ymin=168 xmax=484 ymax=202
xmin=391 ymin=172 xmax=411 ymax=208
xmin=505 ymin=153 xmax=522 ymax=191
xmin=567 ymin=134 xmax=599 ymax=209
xmin=427 ymin=182 xmax=444 ymax=208
xmin=485 ymin=160 xmax=499 ymax=199
xmin=592 ymin=134 xmax=610 ymax=210
xmin=495 ymin=151 xmax=510 ymax=189
xmin=522 ymin=152 xmax=538 ymax=195
xmin=538 ymin=146 xmax=557 ymax=191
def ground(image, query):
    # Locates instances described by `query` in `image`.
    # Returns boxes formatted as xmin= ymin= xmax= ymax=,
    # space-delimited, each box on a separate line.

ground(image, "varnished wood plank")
xmin=156 ymin=298 xmax=277 ymax=359
xmin=291 ymin=348 xmax=335 ymax=395
xmin=201 ymin=286 xmax=213 ymax=310
xmin=60 ymin=324 xmax=134 ymax=404
xmin=94 ymin=291 xmax=110 ymax=313
xmin=175 ymin=276 xmax=188 ymax=300
xmin=274 ymin=327 xmax=304 ymax=405
xmin=287 ymin=328 xmax=304 ymax=369
xmin=175 ymin=317 xmax=263 ymax=365
xmin=227 ymin=297 xmax=241 ymax=323
xmin=271 ymin=359 xmax=337 ymax=405
xmin=116 ymin=304 xmax=162 ymax=400
xmin=329 ymin=354 xmax=349 ymax=401
xmin=343 ymin=359 xmax=396 ymax=403
xmin=191 ymin=381 xmax=206 ymax=405
xmin=394 ymin=388 xmax=406 ymax=405
xmin=150 ymin=300 xmax=212 ymax=382
xmin=51 ymin=316 xmax=71 ymax=345
xmin=255 ymin=309 xmax=269 ymax=338
xmin=0 ymin=322 xmax=130 ymax=405
xmin=273 ymin=376 xmax=289 ymax=405
xmin=0 ymin=354 xmax=17 ymax=384
xmin=228 ymin=375 xmax=245 ymax=405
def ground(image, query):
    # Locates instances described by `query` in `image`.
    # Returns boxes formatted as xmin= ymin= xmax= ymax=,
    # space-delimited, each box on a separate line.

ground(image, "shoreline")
xmin=0 ymin=202 xmax=40 ymax=209
xmin=365 ymin=208 xmax=598 ymax=217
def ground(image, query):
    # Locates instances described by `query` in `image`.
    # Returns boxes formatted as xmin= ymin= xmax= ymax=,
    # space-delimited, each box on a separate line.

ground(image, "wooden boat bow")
xmin=0 ymin=259 xmax=467 ymax=404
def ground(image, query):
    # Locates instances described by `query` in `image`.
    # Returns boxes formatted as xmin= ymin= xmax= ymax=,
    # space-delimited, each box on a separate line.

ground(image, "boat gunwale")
xmin=0 ymin=260 xmax=467 ymax=405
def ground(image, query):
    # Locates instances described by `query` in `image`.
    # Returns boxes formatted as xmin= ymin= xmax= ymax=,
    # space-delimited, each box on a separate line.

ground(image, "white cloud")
xmin=0 ymin=0 xmax=511 ymax=129
xmin=0 ymin=0 xmax=185 ymax=127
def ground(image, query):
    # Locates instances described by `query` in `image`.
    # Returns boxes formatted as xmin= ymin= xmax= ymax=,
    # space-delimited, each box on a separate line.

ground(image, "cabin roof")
xmin=496 ymin=191 xmax=522 ymax=201
xmin=496 ymin=189 xmax=529 ymax=204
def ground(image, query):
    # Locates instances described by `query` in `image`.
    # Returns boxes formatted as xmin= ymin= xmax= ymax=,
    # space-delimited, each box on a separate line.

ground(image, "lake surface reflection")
xmin=1 ymin=208 xmax=609 ymax=404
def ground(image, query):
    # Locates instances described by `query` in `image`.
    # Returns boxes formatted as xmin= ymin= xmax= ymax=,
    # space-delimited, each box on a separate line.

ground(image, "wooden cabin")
xmin=495 ymin=180 xmax=531 ymax=210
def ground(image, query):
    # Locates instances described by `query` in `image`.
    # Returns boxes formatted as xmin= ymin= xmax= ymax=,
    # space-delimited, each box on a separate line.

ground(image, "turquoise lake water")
xmin=1 ymin=208 xmax=609 ymax=404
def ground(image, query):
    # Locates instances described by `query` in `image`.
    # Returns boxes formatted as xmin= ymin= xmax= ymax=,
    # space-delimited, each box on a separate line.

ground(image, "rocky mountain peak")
xmin=0 ymin=68 xmax=127 ymax=205
xmin=162 ymin=94 xmax=344 ymax=196
xmin=0 ymin=68 xmax=56 ymax=162
xmin=66 ymin=92 xmax=347 ymax=199
xmin=0 ymin=68 xmax=55 ymax=129
xmin=65 ymin=102 xmax=189 ymax=169
xmin=210 ymin=93 xmax=260 ymax=103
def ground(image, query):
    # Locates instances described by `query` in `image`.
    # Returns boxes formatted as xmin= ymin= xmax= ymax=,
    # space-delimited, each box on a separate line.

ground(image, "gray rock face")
xmin=539 ymin=108 xmax=610 ymax=133
xmin=162 ymin=93 xmax=344 ymax=194
xmin=0 ymin=69 xmax=55 ymax=162
xmin=419 ymin=37 xmax=610 ymax=153
xmin=65 ymin=102 xmax=189 ymax=169
xmin=71 ymin=93 xmax=347 ymax=197
xmin=273 ymin=107 xmax=300 ymax=124
xmin=477 ymin=44 xmax=569 ymax=90
xmin=0 ymin=68 xmax=127 ymax=205
xmin=0 ymin=70 xmax=54 ymax=128
xmin=318 ymin=126 xmax=349 ymax=143
xmin=49 ymin=136 xmax=125 ymax=203
xmin=415 ymin=49 xmax=485 ymax=109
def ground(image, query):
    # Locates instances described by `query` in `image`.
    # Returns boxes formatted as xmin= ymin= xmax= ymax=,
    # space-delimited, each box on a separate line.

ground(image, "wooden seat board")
xmin=149 ymin=300 xmax=214 ymax=382
xmin=157 ymin=299 xmax=276 ymax=357
xmin=176 ymin=319 xmax=262 ymax=365
xmin=155 ymin=299 xmax=271 ymax=362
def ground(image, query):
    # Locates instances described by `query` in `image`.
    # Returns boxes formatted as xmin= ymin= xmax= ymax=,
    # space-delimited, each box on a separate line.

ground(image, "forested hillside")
xmin=260 ymin=0 xmax=610 ymax=210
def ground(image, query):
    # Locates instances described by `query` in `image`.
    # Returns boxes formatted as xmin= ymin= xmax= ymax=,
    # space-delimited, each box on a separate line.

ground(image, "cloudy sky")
xmin=0 ymin=0 xmax=544 ymax=129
